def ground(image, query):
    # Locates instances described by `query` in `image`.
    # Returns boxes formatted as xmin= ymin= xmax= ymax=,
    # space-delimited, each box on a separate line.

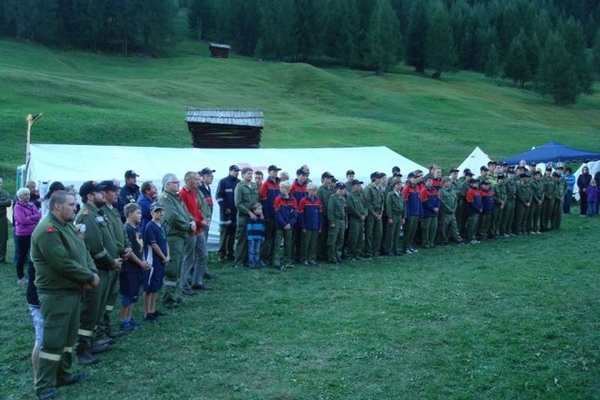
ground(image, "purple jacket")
xmin=587 ymin=186 xmax=599 ymax=203
xmin=14 ymin=201 xmax=42 ymax=236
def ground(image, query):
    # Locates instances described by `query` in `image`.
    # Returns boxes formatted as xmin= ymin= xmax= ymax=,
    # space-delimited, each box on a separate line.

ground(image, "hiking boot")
xmin=76 ymin=349 xmax=101 ymax=365
xmin=57 ymin=373 xmax=87 ymax=387
xmin=37 ymin=390 xmax=57 ymax=400
xmin=90 ymin=342 xmax=111 ymax=354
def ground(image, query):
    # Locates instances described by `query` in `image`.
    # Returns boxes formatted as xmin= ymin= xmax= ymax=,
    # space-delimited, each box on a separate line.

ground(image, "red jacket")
xmin=178 ymin=186 xmax=204 ymax=236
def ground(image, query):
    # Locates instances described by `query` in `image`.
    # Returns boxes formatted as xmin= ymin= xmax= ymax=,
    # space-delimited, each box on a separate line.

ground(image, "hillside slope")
xmin=1 ymin=39 xmax=599 ymax=183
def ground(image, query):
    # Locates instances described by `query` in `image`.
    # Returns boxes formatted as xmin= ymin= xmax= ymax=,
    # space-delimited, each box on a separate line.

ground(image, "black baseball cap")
xmin=229 ymin=165 xmax=241 ymax=171
xmin=346 ymin=170 xmax=355 ymax=176
xmin=322 ymin=171 xmax=334 ymax=179
xmin=150 ymin=202 xmax=165 ymax=212
xmin=124 ymin=170 xmax=139 ymax=179
xmin=350 ymin=179 xmax=364 ymax=186
xmin=99 ymin=180 xmax=120 ymax=192
xmin=79 ymin=181 xmax=106 ymax=198
xmin=199 ymin=167 xmax=215 ymax=176
xmin=268 ymin=165 xmax=281 ymax=172
xmin=335 ymin=182 xmax=346 ymax=189
xmin=450 ymin=168 xmax=459 ymax=173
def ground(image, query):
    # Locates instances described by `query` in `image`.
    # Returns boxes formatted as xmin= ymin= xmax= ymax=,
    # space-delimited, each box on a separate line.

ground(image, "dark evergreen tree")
xmin=293 ymin=0 xmax=323 ymax=61
xmin=561 ymin=17 xmax=594 ymax=94
xmin=188 ymin=0 xmax=215 ymax=41
xmin=323 ymin=0 xmax=359 ymax=66
xmin=426 ymin=0 xmax=457 ymax=78
xmin=484 ymin=43 xmax=500 ymax=78
xmin=504 ymin=37 xmax=531 ymax=87
xmin=405 ymin=0 xmax=428 ymax=73
xmin=536 ymin=32 xmax=579 ymax=105
xmin=137 ymin=0 xmax=176 ymax=50
xmin=593 ymin=29 xmax=600 ymax=74
xmin=364 ymin=0 xmax=401 ymax=74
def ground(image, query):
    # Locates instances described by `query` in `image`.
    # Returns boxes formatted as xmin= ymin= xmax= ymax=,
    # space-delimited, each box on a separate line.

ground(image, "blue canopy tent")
xmin=502 ymin=141 xmax=600 ymax=165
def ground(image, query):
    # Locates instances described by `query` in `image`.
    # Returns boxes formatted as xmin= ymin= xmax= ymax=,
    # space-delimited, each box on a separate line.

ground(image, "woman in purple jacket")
xmin=14 ymin=188 xmax=42 ymax=284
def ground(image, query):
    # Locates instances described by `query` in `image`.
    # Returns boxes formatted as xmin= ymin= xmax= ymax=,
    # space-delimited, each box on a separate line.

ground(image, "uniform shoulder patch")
xmin=83 ymin=210 xmax=90 ymax=216
xmin=162 ymin=194 xmax=168 ymax=199
xmin=46 ymin=226 xmax=54 ymax=233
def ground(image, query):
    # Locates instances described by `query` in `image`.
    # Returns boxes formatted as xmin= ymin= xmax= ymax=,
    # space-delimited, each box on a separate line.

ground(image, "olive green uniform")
xmin=515 ymin=183 xmax=533 ymax=234
xmin=31 ymin=214 xmax=96 ymax=396
xmin=160 ymin=190 xmax=194 ymax=305
xmin=75 ymin=203 xmax=119 ymax=353
xmin=503 ymin=178 xmax=517 ymax=235
xmin=317 ymin=185 xmax=335 ymax=260
xmin=0 ymin=189 xmax=11 ymax=262
xmin=345 ymin=190 xmax=367 ymax=259
xmin=552 ymin=177 xmax=567 ymax=229
xmin=540 ymin=175 xmax=555 ymax=230
xmin=384 ymin=191 xmax=405 ymax=254
xmin=456 ymin=180 xmax=470 ymax=237
xmin=327 ymin=194 xmax=347 ymax=262
xmin=528 ymin=179 xmax=544 ymax=233
xmin=438 ymin=187 xmax=462 ymax=243
xmin=233 ymin=181 xmax=259 ymax=266
xmin=492 ymin=182 xmax=507 ymax=236
xmin=362 ymin=183 xmax=384 ymax=257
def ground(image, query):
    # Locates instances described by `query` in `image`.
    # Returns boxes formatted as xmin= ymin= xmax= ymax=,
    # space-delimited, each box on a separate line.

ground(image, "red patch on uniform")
xmin=83 ymin=210 xmax=89 ymax=216
xmin=46 ymin=227 xmax=54 ymax=233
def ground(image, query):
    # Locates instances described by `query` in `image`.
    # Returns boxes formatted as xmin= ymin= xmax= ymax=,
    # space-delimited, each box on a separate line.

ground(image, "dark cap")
xmin=471 ymin=178 xmax=480 ymax=184
xmin=268 ymin=165 xmax=281 ymax=172
xmin=552 ymin=172 xmax=559 ymax=177
xmin=465 ymin=172 xmax=475 ymax=177
xmin=450 ymin=168 xmax=459 ymax=173
xmin=346 ymin=169 xmax=355 ymax=176
xmin=521 ymin=174 xmax=531 ymax=179
xmin=407 ymin=172 xmax=417 ymax=179
xmin=481 ymin=180 xmax=490 ymax=186
xmin=507 ymin=168 xmax=515 ymax=174
xmin=480 ymin=166 xmax=489 ymax=171
xmin=497 ymin=174 xmax=505 ymax=179
xmin=534 ymin=170 xmax=541 ymax=175
xmin=321 ymin=171 xmax=334 ymax=179
xmin=229 ymin=165 xmax=241 ymax=172
xmin=335 ymin=182 xmax=346 ymax=190
xmin=545 ymin=166 xmax=552 ymax=171
xmin=392 ymin=166 xmax=400 ymax=173
xmin=199 ymin=167 xmax=215 ymax=176
xmin=501 ymin=161 xmax=508 ymax=166
xmin=99 ymin=180 xmax=120 ymax=191
xmin=463 ymin=168 xmax=472 ymax=175
xmin=556 ymin=165 xmax=564 ymax=170
xmin=150 ymin=202 xmax=165 ymax=212
xmin=79 ymin=181 xmax=105 ymax=198
xmin=350 ymin=179 xmax=364 ymax=186
xmin=529 ymin=162 xmax=537 ymax=167
xmin=296 ymin=167 xmax=309 ymax=176
xmin=488 ymin=160 xmax=497 ymax=165
xmin=124 ymin=170 xmax=139 ymax=179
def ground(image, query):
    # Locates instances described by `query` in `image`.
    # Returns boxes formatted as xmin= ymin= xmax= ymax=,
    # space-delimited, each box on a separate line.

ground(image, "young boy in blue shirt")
xmin=246 ymin=203 xmax=265 ymax=269
xmin=143 ymin=202 xmax=170 ymax=321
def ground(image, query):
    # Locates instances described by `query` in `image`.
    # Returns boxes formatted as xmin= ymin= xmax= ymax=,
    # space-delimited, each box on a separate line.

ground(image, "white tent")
xmin=456 ymin=147 xmax=492 ymax=175
xmin=573 ymin=161 xmax=600 ymax=200
xmin=26 ymin=144 xmax=426 ymax=245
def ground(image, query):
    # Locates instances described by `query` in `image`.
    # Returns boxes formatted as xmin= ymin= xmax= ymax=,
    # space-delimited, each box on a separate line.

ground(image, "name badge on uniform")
xmin=95 ymin=216 xmax=105 ymax=223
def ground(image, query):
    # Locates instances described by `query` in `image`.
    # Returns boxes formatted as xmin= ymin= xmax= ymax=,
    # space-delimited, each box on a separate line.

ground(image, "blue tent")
xmin=502 ymin=141 xmax=600 ymax=165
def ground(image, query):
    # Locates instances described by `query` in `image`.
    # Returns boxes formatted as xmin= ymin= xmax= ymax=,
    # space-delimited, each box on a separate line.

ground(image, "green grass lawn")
xmin=1 ymin=39 xmax=599 ymax=186
xmin=1 ymin=215 xmax=599 ymax=399
xmin=1 ymin=39 xmax=600 ymax=399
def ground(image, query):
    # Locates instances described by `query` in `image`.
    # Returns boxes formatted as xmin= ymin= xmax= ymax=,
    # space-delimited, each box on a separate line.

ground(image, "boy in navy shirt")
xmin=143 ymin=202 xmax=170 ymax=321
xmin=120 ymin=203 xmax=150 ymax=331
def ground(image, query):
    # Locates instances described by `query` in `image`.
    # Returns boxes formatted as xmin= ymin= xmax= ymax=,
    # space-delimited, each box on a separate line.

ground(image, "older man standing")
xmin=216 ymin=165 xmax=241 ymax=262
xmin=160 ymin=173 xmax=195 ymax=307
xmin=32 ymin=190 xmax=99 ymax=400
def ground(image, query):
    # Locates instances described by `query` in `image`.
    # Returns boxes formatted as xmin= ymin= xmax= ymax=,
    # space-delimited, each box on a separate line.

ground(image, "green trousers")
xmin=99 ymin=269 xmax=119 ymax=337
xmin=477 ymin=214 xmax=491 ymax=238
xmin=234 ymin=215 xmax=249 ymax=265
xmin=78 ymin=269 xmax=106 ymax=351
xmin=384 ymin=218 xmax=402 ymax=254
xmin=492 ymin=207 xmax=504 ymax=235
xmin=301 ymin=230 xmax=319 ymax=263
xmin=218 ymin=225 xmax=236 ymax=260
xmin=466 ymin=214 xmax=480 ymax=241
xmin=345 ymin=217 xmax=364 ymax=257
xmin=317 ymin=217 xmax=329 ymax=260
xmin=403 ymin=216 xmax=419 ymax=251
xmin=514 ymin=203 xmax=530 ymax=234
xmin=502 ymin=200 xmax=515 ymax=235
xmin=327 ymin=220 xmax=345 ymax=261
xmin=164 ymin=235 xmax=185 ymax=305
xmin=552 ymin=200 xmax=563 ymax=230
xmin=540 ymin=198 xmax=553 ymax=230
xmin=364 ymin=214 xmax=383 ymax=257
xmin=456 ymin=200 xmax=466 ymax=237
xmin=421 ymin=216 xmax=438 ymax=247
xmin=36 ymin=291 xmax=80 ymax=395
xmin=274 ymin=229 xmax=293 ymax=266
xmin=440 ymin=212 xmax=461 ymax=242
xmin=260 ymin=218 xmax=277 ymax=263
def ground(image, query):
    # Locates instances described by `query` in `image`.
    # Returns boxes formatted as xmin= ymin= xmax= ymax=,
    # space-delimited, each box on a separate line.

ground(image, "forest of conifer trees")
xmin=1 ymin=0 xmax=599 ymax=104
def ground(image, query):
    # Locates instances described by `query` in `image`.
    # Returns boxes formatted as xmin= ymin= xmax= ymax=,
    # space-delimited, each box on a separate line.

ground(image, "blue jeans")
xmin=247 ymin=239 xmax=263 ymax=265
xmin=587 ymin=202 xmax=598 ymax=217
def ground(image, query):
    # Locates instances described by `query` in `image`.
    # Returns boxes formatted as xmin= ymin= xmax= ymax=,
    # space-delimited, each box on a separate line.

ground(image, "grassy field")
xmin=1 ymin=38 xmax=600 ymax=186
xmin=1 ymin=39 xmax=600 ymax=399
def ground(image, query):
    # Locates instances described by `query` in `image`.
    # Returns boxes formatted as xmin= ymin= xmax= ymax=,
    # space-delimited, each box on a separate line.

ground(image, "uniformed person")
xmin=456 ymin=171 xmax=474 ymax=237
xmin=492 ymin=174 xmax=507 ymax=236
xmin=160 ymin=173 xmax=195 ymax=307
xmin=75 ymin=181 xmax=121 ymax=365
xmin=420 ymin=177 xmax=440 ymax=248
xmin=540 ymin=166 xmax=555 ymax=231
xmin=515 ymin=174 xmax=533 ymax=235
xmin=98 ymin=180 xmax=131 ymax=339
xmin=383 ymin=179 xmax=405 ymax=255
xmin=465 ymin=179 xmax=483 ymax=243
xmin=317 ymin=172 xmax=335 ymax=261
xmin=438 ymin=177 xmax=464 ymax=245
xmin=345 ymin=179 xmax=367 ymax=260
xmin=528 ymin=170 xmax=544 ymax=234
xmin=327 ymin=182 xmax=347 ymax=264
xmin=362 ymin=172 xmax=384 ymax=258
xmin=552 ymin=171 xmax=567 ymax=230
xmin=502 ymin=169 xmax=517 ymax=236
xmin=32 ymin=190 xmax=99 ymax=400
xmin=233 ymin=167 xmax=259 ymax=268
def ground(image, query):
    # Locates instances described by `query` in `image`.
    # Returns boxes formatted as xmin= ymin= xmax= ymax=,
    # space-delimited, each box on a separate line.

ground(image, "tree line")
xmin=1 ymin=0 xmax=600 ymax=105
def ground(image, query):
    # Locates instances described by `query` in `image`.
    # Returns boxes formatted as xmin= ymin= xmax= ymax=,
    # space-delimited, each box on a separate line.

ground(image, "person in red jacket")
xmin=259 ymin=165 xmax=281 ymax=265
xmin=273 ymin=181 xmax=298 ymax=270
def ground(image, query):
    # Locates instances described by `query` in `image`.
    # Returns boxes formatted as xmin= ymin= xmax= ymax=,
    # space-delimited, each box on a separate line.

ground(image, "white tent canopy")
xmin=456 ymin=147 xmax=492 ymax=174
xmin=26 ymin=144 xmax=426 ymax=245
